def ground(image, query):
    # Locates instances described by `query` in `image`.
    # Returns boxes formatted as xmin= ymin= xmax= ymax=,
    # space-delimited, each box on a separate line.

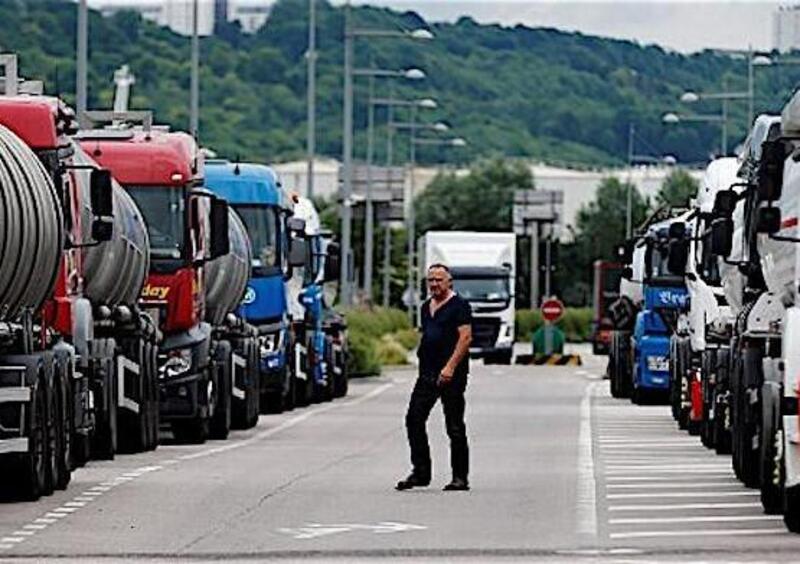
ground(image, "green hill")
xmin=1 ymin=0 xmax=796 ymax=166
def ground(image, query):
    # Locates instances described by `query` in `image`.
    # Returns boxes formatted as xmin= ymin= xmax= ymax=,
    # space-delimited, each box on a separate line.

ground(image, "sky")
xmin=91 ymin=0 xmax=785 ymax=54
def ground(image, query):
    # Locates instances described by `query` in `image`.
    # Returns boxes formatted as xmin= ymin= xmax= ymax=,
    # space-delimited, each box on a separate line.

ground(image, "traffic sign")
xmin=541 ymin=297 xmax=565 ymax=323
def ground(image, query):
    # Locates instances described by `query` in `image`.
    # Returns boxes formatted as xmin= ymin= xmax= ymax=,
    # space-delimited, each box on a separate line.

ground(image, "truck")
xmin=287 ymin=196 xmax=348 ymax=403
xmin=204 ymin=160 xmax=302 ymax=415
xmin=0 ymin=54 xmax=156 ymax=498
xmin=77 ymin=112 xmax=246 ymax=443
xmin=666 ymin=157 xmax=740 ymax=446
xmin=591 ymin=260 xmax=623 ymax=355
xmin=612 ymin=211 xmax=689 ymax=404
xmin=417 ymin=231 xmax=515 ymax=364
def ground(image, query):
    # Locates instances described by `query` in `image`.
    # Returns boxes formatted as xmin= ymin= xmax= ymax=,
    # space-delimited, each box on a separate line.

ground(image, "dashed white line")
xmin=13 ymin=531 xmax=35 ymax=536
xmin=609 ymin=528 xmax=785 ymax=539
xmin=577 ymin=381 xmax=598 ymax=537
xmin=1 ymin=537 xmax=26 ymax=544
xmin=607 ymin=491 xmax=760 ymax=500
xmin=22 ymin=524 xmax=47 ymax=531
xmin=610 ymin=502 xmax=762 ymax=511
xmin=610 ymin=515 xmax=783 ymax=525
xmin=606 ymin=482 xmax=740 ymax=490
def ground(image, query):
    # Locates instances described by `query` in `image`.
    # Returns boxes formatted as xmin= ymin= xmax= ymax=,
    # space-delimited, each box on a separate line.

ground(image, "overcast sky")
xmin=347 ymin=1 xmax=780 ymax=54
xmin=91 ymin=1 xmax=784 ymax=54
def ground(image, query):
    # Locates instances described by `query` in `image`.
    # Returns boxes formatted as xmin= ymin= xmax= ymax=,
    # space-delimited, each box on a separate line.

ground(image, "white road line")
xmin=606 ymin=469 xmax=733 ymax=475
xmin=33 ymin=519 xmax=56 ymax=525
xmin=600 ymin=444 xmax=703 ymax=449
xmin=22 ymin=524 xmax=47 ymax=530
xmin=0 ymin=545 xmax=14 ymax=550
xmin=610 ymin=502 xmax=762 ymax=511
xmin=0 ymin=538 xmax=26 ymax=544
xmin=50 ymin=507 xmax=77 ymax=513
xmin=13 ymin=531 xmax=35 ymax=536
xmin=610 ymin=515 xmax=782 ymax=525
xmin=605 ymin=475 xmax=733 ymax=482
xmin=82 ymin=491 xmax=103 ymax=497
xmin=607 ymin=491 xmax=760 ymax=500
xmin=90 ymin=486 xmax=111 ymax=492
xmin=44 ymin=513 xmax=67 ymax=519
xmin=63 ymin=501 xmax=86 ymax=507
xmin=577 ymin=381 xmax=598 ymax=537
xmin=606 ymin=464 xmax=730 ymax=471
xmin=606 ymin=482 xmax=740 ymax=490
xmin=609 ymin=528 xmax=785 ymax=539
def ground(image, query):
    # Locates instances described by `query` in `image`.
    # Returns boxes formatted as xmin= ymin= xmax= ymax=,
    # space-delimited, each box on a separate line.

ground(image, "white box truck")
xmin=418 ymin=231 xmax=516 ymax=364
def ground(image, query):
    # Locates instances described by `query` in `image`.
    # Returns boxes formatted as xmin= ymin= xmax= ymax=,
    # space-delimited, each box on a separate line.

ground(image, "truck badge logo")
xmin=243 ymin=287 xmax=256 ymax=305
xmin=141 ymin=285 xmax=170 ymax=300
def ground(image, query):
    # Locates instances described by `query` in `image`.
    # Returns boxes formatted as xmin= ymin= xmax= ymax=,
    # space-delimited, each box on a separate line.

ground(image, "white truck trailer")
xmin=418 ymin=231 xmax=516 ymax=364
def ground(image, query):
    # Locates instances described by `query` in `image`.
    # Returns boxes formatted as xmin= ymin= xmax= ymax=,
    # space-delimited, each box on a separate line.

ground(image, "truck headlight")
xmin=160 ymin=349 xmax=192 ymax=379
xmin=646 ymin=355 xmax=669 ymax=372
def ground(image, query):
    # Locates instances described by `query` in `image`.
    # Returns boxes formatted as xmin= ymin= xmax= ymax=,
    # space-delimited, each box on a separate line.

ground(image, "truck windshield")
xmin=233 ymin=204 xmax=280 ymax=276
xmin=453 ymin=277 xmax=510 ymax=302
xmin=126 ymin=185 xmax=184 ymax=261
xmin=647 ymin=241 xmax=683 ymax=286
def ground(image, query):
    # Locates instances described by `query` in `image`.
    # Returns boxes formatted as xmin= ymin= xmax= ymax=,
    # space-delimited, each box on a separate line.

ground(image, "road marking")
xmin=0 ymin=538 xmax=26 ymax=544
xmin=33 ymin=518 xmax=57 ymax=524
xmin=13 ymin=531 xmax=35 ymax=536
xmin=51 ymin=507 xmax=77 ymax=513
xmin=607 ymin=491 xmax=760 ymax=500
xmin=63 ymin=501 xmax=87 ymax=507
xmin=606 ymin=469 xmax=733 ymax=475
xmin=605 ymin=475 xmax=733 ymax=482
xmin=577 ymin=381 xmax=598 ymax=537
xmin=606 ymin=482 xmax=740 ymax=490
xmin=609 ymin=528 xmax=785 ymax=539
xmin=22 ymin=524 xmax=47 ymax=530
xmin=610 ymin=502 xmax=762 ymax=511
xmin=610 ymin=515 xmax=783 ymax=525
xmin=605 ymin=464 xmax=730 ymax=471
xmin=44 ymin=513 xmax=67 ymax=519
xmin=277 ymin=521 xmax=426 ymax=540
xmin=82 ymin=491 xmax=103 ymax=497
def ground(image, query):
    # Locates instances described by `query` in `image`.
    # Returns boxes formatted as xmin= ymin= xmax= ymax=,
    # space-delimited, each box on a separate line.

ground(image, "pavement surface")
xmin=2 ymin=346 xmax=800 ymax=562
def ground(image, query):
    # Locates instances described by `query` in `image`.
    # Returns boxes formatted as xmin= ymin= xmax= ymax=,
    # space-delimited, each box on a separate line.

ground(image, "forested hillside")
xmin=1 ymin=0 xmax=797 ymax=166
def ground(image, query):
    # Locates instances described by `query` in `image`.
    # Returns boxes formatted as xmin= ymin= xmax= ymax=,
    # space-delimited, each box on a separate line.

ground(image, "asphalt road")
xmin=3 ymin=348 xmax=800 ymax=562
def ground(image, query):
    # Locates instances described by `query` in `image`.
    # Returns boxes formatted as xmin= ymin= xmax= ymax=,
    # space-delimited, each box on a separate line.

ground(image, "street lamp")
xmin=369 ymin=97 xmax=439 ymax=306
xmin=663 ymin=111 xmax=727 ymax=155
xmin=340 ymin=3 xmax=433 ymax=306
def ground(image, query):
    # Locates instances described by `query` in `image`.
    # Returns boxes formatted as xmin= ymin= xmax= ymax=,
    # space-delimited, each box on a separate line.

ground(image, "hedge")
xmin=515 ymin=307 xmax=593 ymax=343
xmin=345 ymin=307 xmax=417 ymax=376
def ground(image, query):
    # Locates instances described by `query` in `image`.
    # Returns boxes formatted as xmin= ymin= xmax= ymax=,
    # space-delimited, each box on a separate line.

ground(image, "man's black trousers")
xmin=405 ymin=373 xmax=469 ymax=481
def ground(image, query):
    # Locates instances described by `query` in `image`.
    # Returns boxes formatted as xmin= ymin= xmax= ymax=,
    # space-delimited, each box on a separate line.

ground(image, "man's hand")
xmin=437 ymin=366 xmax=454 ymax=387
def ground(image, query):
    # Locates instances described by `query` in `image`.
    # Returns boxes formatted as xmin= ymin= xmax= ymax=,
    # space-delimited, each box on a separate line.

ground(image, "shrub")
xmin=392 ymin=328 xmax=420 ymax=350
xmin=376 ymin=335 xmax=409 ymax=365
xmin=347 ymin=330 xmax=381 ymax=376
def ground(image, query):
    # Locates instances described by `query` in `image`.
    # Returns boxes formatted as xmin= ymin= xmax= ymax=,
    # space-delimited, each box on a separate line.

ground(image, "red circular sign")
xmin=541 ymin=298 xmax=565 ymax=323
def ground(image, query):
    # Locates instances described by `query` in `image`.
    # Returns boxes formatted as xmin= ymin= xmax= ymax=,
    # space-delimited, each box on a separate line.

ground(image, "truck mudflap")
xmin=117 ymin=355 xmax=141 ymax=414
xmin=231 ymin=352 xmax=247 ymax=400
xmin=0 ymin=364 xmax=31 ymax=454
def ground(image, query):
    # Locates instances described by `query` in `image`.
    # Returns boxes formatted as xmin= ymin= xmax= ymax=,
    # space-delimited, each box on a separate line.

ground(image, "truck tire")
xmin=739 ymin=345 xmax=763 ymax=488
xmin=496 ymin=349 xmax=513 ymax=365
xmin=210 ymin=341 xmax=232 ymax=440
xmin=610 ymin=331 xmax=630 ymax=399
xmin=760 ymin=382 xmax=783 ymax=514
xmin=53 ymin=356 xmax=72 ymax=490
xmin=676 ymin=338 xmax=691 ymax=431
xmin=16 ymin=373 xmax=49 ymax=501
xmin=669 ymin=337 xmax=681 ymax=421
xmin=713 ymin=347 xmax=732 ymax=455
xmin=172 ymin=365 xmax=212 ymax=444
xmin=233 ymin=336 xmax=261 ymax=429
xmin=91 ymin=339 xmax=117 ymax=460
xmin=700 ymin=349 xmax=716 ymax=449
xmin=785 ymin=484 xmax=800 ymax=533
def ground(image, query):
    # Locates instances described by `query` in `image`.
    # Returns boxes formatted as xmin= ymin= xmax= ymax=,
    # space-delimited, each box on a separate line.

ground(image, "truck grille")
xmin=471 ymin=318 xmax=500 ymax=349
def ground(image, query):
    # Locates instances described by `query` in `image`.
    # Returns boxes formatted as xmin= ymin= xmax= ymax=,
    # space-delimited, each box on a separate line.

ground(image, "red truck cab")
xmin=592 ymin=260 xmax=623 ymax=355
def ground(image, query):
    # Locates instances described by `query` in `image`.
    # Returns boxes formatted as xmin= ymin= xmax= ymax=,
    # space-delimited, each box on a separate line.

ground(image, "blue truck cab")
xmin=631 ymin=220 xmax=689 ymax=402
xmin=204 ymin=160 xmax=297 ymax=413
xmin=288 ymin=196 xmax=348 ymax=404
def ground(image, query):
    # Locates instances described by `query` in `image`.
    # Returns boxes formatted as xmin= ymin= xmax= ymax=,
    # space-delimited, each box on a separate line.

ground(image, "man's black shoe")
xmin=395 ymin=474 xmax=430 ymax=491
xmin=443 ymin=478 xmax=469 ymax=491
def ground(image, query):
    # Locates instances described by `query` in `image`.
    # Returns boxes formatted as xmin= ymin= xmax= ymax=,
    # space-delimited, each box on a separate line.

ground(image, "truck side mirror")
xmin=712 ymin=190 xmax=737 ymax=218
xmin=756 ymin=206 xmax=781 ymax=234
xmin=668 ymin=222 xmax=687 ymax=240
xmin=667 ymin=240 xmax=688 ymax=275
xmin=288 ymin=237 xmax=307 ymax=267
xmin=90 ymin=169 xmax=114 ymax=217
xmin=621 ymin=266 xmax=633 ymax=280
xmin=324 ymin=242 xmax=340 ymax=283
xmin=287 ymin=217 xmax=306 ymax=233
xmin=210 ymin=198 xmax=230 ymax=259
xmin=710 ymin=217 xmax=733 ymax=257
xmin=756 ymin=140 xmax=786 ymax=202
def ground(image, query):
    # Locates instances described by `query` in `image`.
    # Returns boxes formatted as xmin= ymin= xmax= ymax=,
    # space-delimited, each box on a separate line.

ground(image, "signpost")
xmin=540 ymin=297 xmax=565 ymax=355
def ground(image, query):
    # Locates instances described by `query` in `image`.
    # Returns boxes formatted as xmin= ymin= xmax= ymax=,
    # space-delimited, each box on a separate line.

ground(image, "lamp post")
xmin=370 ymin=97 xmax=438 ymax=306
xmin=663 ymin=111 xmax=727 ymax=156
xmin=340 ymin=3 xmax=433 ymax=306
xmin=306 ymin=0 xmax=317 ymax=199
xmin=76 ymin=0 xmax=88 ymax=116
xmin=190 ymin=0 xmax=199 ymax=139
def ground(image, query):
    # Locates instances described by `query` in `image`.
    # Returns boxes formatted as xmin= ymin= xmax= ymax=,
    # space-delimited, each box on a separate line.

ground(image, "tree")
xmin=655 ymin=169 xmax=699 ymax=209
xmin=414 ymin=158 xmax=534 ymax=234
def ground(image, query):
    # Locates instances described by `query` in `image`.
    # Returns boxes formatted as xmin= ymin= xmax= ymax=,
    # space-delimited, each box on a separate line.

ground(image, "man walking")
xmin=396 ymin=263 xmax=472 ymax=492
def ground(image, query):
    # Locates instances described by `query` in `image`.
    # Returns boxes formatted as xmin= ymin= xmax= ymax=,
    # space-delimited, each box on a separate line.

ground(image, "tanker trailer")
xmin=203 ymin=208 xmax=259 ymax=433
xmin=0 ymin=122 xmax=67 ymax=500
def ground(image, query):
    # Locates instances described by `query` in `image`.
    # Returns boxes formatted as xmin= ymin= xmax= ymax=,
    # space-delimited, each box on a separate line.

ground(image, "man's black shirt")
xmin=417 ymin=293 xmax=472 ymax=382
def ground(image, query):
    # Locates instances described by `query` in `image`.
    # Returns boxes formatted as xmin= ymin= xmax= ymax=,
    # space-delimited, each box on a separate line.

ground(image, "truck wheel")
xmin=210 ymin=342 xmax=232 ymax=440
xmin=16 ymin=373 xmax=49 ymax=501
xmin=53 ymin=357 xmax=72 ymax=490
xmin=760 ymin=383 xmax=783 ymax=514
xmin=700 ymin=350 xmax=716 ymax=449
xmin=714 ymin=347 xmax=732 ymax=455
xmin=91 ymin=340 xmax=117 ymax=460
xmin=785 ymin=485 xmax=800 ymax=532
xmin=739 ymin=345 xmax=763 ymax=488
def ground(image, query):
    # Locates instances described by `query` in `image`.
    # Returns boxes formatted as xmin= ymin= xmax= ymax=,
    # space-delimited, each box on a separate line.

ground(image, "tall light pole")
xmin=306 ymin=0 xmax=317 ymax=199
xmin=663 ymin=111 xmax=727 ymax=155
xmin=76 ymin=0 xmax=88 ymax=116
xmin=340 ymin=10 xmax=433 ymax=306
xmin=626 ymin=123 xmax=634 ymax=238
xmin=190 ymin=0 xmax=200 ymax=139
xmin=369 ymin=97 xmax=437 ymax=306
xmin=364 ymin=74 xmax=376 ymax=302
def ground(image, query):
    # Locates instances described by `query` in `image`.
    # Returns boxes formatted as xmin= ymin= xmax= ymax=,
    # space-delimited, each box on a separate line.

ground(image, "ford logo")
xmin=243 ymin=287 xmax=256 ymax=305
